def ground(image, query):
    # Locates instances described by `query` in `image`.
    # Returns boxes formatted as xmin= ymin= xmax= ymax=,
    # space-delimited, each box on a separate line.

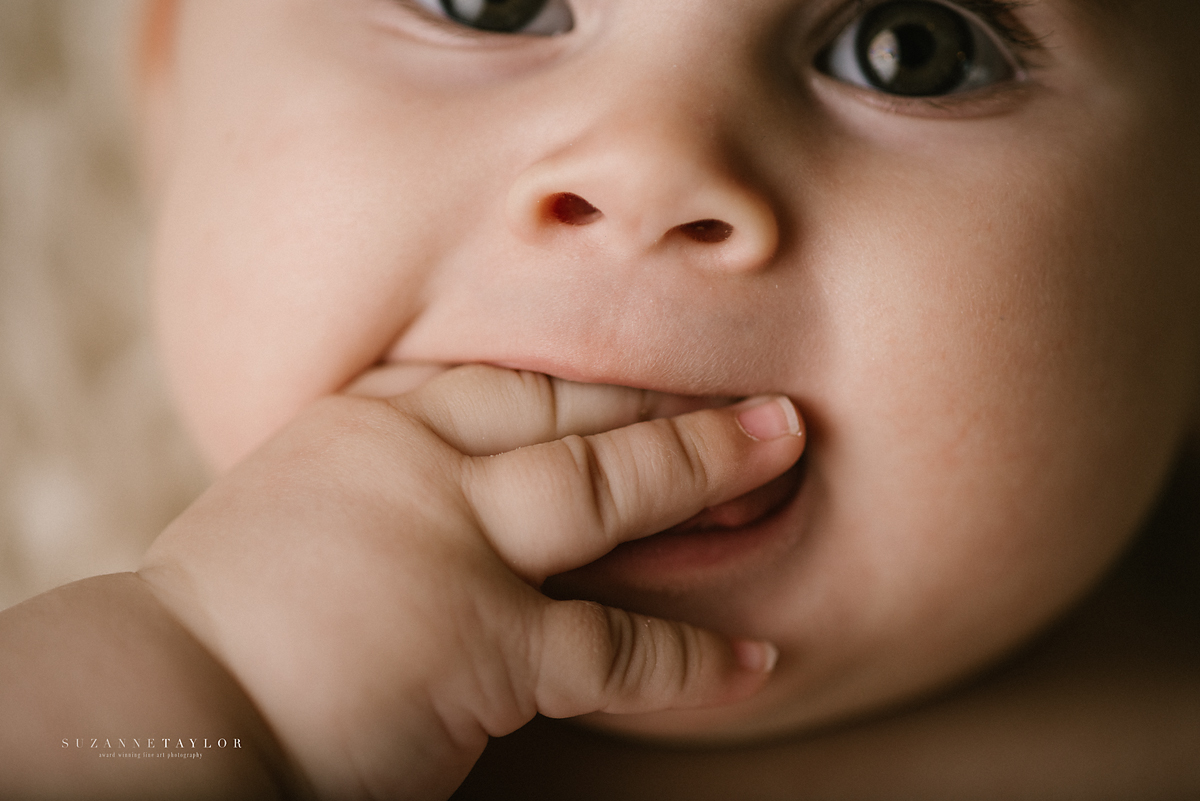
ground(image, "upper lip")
xmin=469 ymin=355 xmax=782 ymax=402
xmin=388 ymin=311 xmax=793 ymax=400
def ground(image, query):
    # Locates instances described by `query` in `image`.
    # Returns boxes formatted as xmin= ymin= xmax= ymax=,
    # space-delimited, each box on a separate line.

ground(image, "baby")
xmin=3 ymin=0 xmax=1200 ymax=797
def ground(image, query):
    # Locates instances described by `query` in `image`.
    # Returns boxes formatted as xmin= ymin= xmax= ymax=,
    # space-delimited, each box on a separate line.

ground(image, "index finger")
xmin=394 ymin=364 xmax=732 ymax=456
xmin=464 ymin=395 xmax=805 ymax=581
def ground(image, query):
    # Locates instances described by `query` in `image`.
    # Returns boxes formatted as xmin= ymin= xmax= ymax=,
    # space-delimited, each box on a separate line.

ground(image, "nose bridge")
xmin=505 ymin=38 xmax=780 ymax=273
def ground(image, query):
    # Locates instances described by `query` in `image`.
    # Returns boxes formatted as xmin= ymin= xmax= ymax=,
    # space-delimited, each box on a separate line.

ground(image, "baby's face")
xmin=148 ymin=0 xmax=1200 ymax=739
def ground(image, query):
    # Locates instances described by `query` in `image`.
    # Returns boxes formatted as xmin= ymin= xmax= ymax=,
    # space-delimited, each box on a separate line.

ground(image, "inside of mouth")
xmin=661 ymin=456 xmax=806 ymax=537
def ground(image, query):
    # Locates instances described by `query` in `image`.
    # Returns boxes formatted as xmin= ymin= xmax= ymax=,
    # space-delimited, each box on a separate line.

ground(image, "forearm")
xmin=0 ymin=572 xmax=304 ymax=800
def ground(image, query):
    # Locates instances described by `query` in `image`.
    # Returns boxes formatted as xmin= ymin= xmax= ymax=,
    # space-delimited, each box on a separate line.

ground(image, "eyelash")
xmin=398 ymin=0 xmax=573 ymax=39
xmin=387 ymin=0 xmax=1045 ymax=82
xmin=813 ymin=0 xmax=1046 ymax=106
xmin=945 ymin=0 xmax=1042 ymax=52
xmin=388 ymin=0 xmax=507 ymax=41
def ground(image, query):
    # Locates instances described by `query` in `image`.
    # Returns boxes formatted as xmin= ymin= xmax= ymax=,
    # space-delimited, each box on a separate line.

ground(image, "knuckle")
xmin=597 ymin=605 xmax=643 ymax=697
xmin=516 ymin=368 xmax=554 ymax=401
xmin=559 ymin=601 xmax=629 ymax=707
xmin=566 ymin=602 xmax=642 ymax=702
xmin=660 ymin=416 xmax=711 ymax=496
xmin=551 ymin=602 xmax=707 ymax=714
xmin=561 ymin=434 xmax=617 ymax=539
xmin=516 ymin=370 xmax=560 ymax=440
xmin=543 ymin=374 xmax=566 ymax=436
xmin=675 ymin=623 xmax=702 ymax=696
xmin=591 ymin=608 xmax=693 ymax=704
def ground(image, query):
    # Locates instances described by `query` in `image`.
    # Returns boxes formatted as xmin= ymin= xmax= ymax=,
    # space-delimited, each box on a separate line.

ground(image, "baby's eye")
xmin=410 ymin=0 xmax=574 ymax=35
xmin=819 ymin=0 xmax=1019 ymax=97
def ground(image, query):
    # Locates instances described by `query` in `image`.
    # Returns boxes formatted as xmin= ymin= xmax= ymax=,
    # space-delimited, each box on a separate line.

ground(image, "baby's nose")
xmin=505 ymin=129 xmax=780 ymax=274
xmin=547 ymin=192 xmax=735 ymax=245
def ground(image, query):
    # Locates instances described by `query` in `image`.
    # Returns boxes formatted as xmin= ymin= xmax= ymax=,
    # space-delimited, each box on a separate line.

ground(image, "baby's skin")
xmin=144 ymin=365 xmax=804 ymax=798
xmin=1 ymin=365 xmax=802 ymax=799
xmin=4 ymin=0 xmax=1200 ymax=797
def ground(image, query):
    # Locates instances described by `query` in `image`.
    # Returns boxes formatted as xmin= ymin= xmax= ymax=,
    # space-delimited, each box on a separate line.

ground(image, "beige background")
xmin=0 ymin=0 xmax=206 ymax=609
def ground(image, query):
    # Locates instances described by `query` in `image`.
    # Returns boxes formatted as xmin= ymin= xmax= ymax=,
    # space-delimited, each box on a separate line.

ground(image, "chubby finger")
xmin=396 ymin=365 xmax=732 ymax=456
xmin=465 ymin=395 xmax=804 ymax=579
xmin=533 ymin=599 xmax=777 ymax=719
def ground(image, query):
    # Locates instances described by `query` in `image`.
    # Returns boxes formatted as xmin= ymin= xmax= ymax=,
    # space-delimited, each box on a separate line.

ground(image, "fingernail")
xmin=735 ymin=396 xmax=801 ymax=441
xmin=734 ymin=640 xmax=780 ymax=673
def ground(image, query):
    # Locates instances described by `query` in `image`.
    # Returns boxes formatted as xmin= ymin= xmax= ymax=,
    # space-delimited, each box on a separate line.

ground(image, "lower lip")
xmin=565 ymin=459 xmax=810 ymax=587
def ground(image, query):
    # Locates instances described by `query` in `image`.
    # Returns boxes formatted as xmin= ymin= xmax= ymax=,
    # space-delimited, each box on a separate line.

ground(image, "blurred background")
xmin=0 ymin=0 xmax=206 ymax=609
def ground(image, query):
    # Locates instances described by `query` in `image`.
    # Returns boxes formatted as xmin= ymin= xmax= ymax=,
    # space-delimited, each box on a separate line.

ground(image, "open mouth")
xmin=666 ymin=457 xmax=805 ymax=535
xmin=558 ymin=449 xmax=810 ymax=590
xmin=351 ymin=362 xmax=809 ymax=585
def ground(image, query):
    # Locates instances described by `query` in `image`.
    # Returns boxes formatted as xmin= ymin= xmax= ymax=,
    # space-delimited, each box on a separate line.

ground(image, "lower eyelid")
xmin=814 ymin=70 xmax=1037 ymax=119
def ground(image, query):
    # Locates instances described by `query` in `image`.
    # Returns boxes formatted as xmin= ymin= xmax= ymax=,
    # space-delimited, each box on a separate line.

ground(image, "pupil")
xmin=441 ymin=0 xmax=550 ymax=32
xmin=895 ymin=24 xmax=936 ymax=69
xmin=855 ymin=1 xmax=974 ymax=96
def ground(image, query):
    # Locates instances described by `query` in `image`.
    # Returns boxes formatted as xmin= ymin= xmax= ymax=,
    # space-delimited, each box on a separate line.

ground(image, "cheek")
xmin=152 ymin=16 xmax=481 ymax=469
xmin=774 ymin=114 xmax=1198 ymax=717
xmin=153 ymin=134 xmax=413 ymax=467
xmin=152 ymin=0 xmax=575 ymax=470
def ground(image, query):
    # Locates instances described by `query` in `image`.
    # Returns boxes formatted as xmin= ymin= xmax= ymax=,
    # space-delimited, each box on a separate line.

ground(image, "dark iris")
xmin=439 ymin=0 xmax=550 ymax=32
xmin=855 ymin=1 xmax=974 ymax=96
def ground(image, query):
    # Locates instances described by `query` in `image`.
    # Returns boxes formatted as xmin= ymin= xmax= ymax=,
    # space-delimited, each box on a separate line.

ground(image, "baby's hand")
xmin=139 ymin=366 xmax=804 ymax=799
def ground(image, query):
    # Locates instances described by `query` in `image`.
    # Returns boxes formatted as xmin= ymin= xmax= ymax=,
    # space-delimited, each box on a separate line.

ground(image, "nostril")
xmin=547 ymin=192 xmax=603 ymax=226
xmin=676 ymin=219 xmax=734 ymax=244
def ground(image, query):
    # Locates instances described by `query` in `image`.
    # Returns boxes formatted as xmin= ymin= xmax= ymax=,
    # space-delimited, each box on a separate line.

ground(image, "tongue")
xmin=667 ymin=461 xmax=804 ymax=534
